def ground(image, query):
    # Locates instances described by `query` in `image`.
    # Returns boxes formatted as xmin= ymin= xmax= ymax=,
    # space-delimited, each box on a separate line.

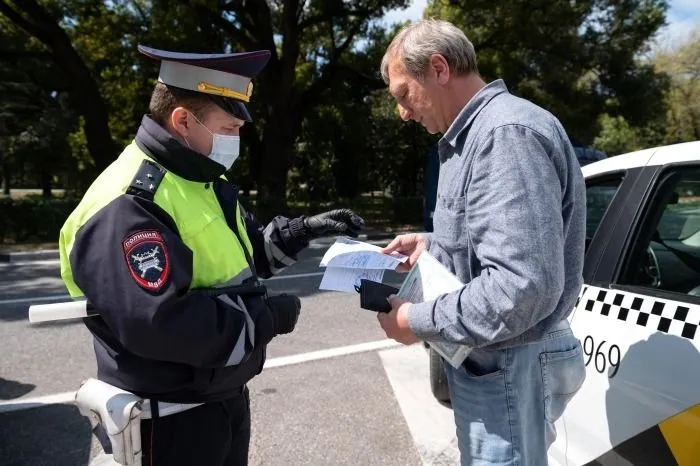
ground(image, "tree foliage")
xmin=425 ymin=0 xmax=671 ymax=145
xmin=655 ymin=27 xmax=700 ymax=144
xmin=0 ymin=0 xmax=697 ymax=228
xmin=591 ymin=27 xmax=700 ymax=155
xmin=0 ymin=0 xmax=118 ymax=171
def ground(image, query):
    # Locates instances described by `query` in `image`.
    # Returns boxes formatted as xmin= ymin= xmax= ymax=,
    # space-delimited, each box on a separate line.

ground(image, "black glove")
xmin=267 ymin=294 xmax=301 ymax=335
xmin=303 ymin=209 xmax=365 ymax=239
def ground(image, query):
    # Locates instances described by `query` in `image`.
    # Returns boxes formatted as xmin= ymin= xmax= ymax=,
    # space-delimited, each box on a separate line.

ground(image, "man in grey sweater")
xmin=377 ymin=19 xmax=587 ymax=465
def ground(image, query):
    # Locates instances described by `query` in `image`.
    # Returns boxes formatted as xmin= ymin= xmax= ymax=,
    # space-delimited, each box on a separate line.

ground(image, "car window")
xmin=586 ymin=177 xmax=624 ymax=251
xmin=657 ymin=183 xmax=700 ymax=241
xmin=618 ymin=168 xmax=700 ymax=296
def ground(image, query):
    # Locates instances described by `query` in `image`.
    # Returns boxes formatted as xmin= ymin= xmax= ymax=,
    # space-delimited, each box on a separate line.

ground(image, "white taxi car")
xmin=428 ymin=141 xmax=700 ymax=465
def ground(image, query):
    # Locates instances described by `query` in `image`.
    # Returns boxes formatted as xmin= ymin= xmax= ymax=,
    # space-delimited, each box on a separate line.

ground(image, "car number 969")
xmin=582 ymin=335 xmax=621 ymax=378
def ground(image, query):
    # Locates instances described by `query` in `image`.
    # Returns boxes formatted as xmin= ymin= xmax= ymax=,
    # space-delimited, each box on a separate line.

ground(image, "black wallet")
xmin=356 ymin=279 xmax=399 ymax=313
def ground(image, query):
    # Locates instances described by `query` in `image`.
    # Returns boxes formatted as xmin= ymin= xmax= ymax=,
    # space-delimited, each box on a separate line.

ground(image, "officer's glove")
xmin=303 ymin=209 xmax=365 ymax=239
xmin=267 ymin=294 xmax=301 ymax=335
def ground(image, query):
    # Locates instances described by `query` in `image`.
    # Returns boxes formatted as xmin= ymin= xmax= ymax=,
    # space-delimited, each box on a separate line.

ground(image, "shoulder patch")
xmin=126 ymin=159 xmax=166 ymax=201
xmin=122 ymin=230 xmax=170 ymax=292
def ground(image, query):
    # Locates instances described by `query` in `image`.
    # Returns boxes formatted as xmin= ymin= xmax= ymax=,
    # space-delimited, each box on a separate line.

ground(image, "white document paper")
xmin=318 ymin=237 xmax=407 ymax=293
xmin=396 ymin=251 xmax=472 ymax=369
xmin=320 ymin=237 xmax=408 ymax=269
xmin=319 ymin=267 xmax=385 ymax=293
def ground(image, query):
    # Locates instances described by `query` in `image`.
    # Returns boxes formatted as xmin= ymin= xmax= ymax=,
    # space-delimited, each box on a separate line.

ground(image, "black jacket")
xmin=69 ymin=116 xmax=309 ymax=403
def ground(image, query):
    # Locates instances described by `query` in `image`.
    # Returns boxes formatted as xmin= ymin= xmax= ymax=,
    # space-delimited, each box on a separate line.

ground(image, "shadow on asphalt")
xmin=0 ymin=403 xmax=94 ymax=466
xmin=0 ymin=377 xmax=36 ymax=400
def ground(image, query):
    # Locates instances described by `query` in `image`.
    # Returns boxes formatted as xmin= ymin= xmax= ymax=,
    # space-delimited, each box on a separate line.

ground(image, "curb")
xmin=0 ymin=230 xmax=423 ymax=263
xmin=0 ymin=249 xmax=60 ymax=263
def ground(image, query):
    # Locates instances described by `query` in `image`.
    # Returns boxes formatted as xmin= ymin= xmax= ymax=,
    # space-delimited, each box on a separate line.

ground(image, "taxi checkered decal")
xmin=577 ymin=285 xmax=700 ymax=341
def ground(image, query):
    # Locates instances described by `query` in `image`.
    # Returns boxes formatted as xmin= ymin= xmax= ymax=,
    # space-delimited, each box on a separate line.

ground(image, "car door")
xmin=563 ymin=156 xmax=700 ymax=465
xmin=547 ymin=164 xmax=645 ymax=466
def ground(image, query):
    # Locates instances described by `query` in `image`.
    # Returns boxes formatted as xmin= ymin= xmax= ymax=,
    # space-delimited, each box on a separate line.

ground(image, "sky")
xmin=381 ymin=0 xmax=700 ymax=51
xmin=657 ymin=0 xmax=700 ymax=48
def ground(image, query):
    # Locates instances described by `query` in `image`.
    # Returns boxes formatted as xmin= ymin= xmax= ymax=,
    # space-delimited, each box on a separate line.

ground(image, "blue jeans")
xmin=444 ymin=322 xmax=585 ymax=466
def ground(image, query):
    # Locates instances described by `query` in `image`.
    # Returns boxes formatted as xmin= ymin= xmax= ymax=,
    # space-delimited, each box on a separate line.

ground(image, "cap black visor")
xmin=207 ymin=95 xmax=252 ymax=122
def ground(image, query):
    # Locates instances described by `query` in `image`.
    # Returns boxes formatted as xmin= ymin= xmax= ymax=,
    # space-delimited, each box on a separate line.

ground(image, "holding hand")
xmin=377 ymin=295 xmax=419 ymax=345
xmin=303 ymin=209 xmax=365 ymax=238
xmin=381 ymin=233 xmax=427 ymax=273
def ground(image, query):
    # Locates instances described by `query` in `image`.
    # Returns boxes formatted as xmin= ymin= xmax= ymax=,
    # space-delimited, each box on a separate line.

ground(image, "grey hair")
xmin=380 ymin=19 xmax=478 ymax=84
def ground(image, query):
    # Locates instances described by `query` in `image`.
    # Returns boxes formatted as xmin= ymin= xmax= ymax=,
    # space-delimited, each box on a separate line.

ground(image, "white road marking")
xmin=264 ymin=339 xmax=401 ymax=368
xmin=0 ymin=392 xmax=77 ymax=413
xmin=379 ymin=344 xmax=460 ymax=466
xmin=0 ymin=271 xmax=326 ymax=307
xmin=0 ymin=339 xmax=402 ymax=414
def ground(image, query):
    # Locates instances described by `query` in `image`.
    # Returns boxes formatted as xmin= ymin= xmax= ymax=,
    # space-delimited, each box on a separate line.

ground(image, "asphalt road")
xmin=0 ymin=237 xmax=459 ymax=466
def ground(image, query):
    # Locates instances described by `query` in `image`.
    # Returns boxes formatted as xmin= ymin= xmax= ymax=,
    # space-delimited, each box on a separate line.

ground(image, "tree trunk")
xmin=256 ymin=121 xmax=296 ymax=222
xmin=42 ymin=21 xmax=116 ymax=172
xmin=253 ymin=51 xmax=302 ymax=222
xmin=0 ymin=145 xmax=5 ymax=196
xmin=690 ymin=107 xmax=700 ymax=142
xmin=212 ymin=0 xmax=388 ymax=221
xmin=40 ymin=167 xmax=52 ymax=198
xmin=1 ymin=162 xmax=8 ymax=196
xmin=0 ymin=122 xmax=7 ymax=196
xmin=75 ymin=96 xmax=114 ymax=172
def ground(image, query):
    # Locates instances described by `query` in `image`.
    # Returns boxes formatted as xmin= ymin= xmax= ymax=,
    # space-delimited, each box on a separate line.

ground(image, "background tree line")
xmin=0 ymin=0 xmax=698 ymax=243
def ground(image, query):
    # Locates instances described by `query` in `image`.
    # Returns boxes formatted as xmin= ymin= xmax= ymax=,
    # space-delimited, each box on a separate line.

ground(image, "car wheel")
xmin=429 ymin=346 xmax=451 ymax=407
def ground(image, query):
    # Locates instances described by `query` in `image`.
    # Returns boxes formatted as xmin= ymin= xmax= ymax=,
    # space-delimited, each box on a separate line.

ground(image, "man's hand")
xmin=303 ymin=209 xmax=365 ymax=238
xmin=377 ymin=295 xmax=419 ymax=345
xmin=381 ymin=233 xmax=427 ymax=273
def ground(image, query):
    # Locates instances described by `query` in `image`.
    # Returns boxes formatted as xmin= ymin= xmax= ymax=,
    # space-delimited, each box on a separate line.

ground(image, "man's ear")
xmin=430 ymin=54 xmax=450 ymax=85
xmin=170 ymin=107 xmax=190 ymax=138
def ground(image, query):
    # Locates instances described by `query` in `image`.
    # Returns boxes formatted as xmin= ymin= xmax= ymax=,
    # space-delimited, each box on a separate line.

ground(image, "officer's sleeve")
xmin=68 ymin=194 xmax=276 ymax=368
xmin=238 ymin=203 xmax=309 ymax=279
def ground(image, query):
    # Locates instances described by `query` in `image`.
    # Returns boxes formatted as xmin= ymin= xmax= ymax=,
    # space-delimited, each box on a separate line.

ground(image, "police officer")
xmin=58 ymin=45 xmax=364 ymax=466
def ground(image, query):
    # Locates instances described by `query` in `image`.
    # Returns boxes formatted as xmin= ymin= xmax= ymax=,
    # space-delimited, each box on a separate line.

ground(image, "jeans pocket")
xmin=540 ymin=342 xmax=586 ymax=422
xmin=462 ymin=349 xmax=505 ymax=380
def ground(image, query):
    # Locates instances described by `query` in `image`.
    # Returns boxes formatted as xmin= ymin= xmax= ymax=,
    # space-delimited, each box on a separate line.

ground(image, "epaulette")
xmin=126 ymin=159 xmax=167 ymax=201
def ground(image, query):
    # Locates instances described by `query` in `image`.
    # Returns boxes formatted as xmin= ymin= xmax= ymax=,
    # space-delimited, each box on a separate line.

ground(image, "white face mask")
xmin=189 ymin=113 xmax=241 ymax=170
